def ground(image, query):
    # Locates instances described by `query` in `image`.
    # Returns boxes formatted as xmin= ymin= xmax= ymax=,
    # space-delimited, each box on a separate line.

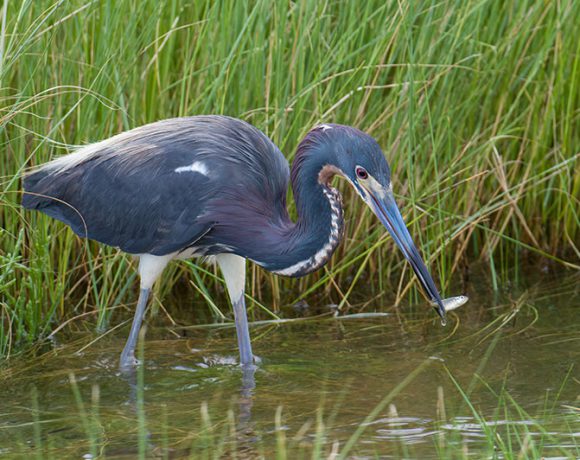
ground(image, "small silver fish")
xmin=439 ymin=295 xmax=469 ymax=312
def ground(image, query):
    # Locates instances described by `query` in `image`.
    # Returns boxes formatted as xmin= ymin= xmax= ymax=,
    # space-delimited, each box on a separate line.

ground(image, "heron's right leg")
xmin=216 ymin=254 xmax=255 ymax=367
xmin=119 ymin=253 xmax=173 ymax=369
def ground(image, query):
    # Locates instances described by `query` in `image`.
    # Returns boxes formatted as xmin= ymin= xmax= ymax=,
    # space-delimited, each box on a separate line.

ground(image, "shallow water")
xmin=0 ymin=273 xmax=578 ymax=458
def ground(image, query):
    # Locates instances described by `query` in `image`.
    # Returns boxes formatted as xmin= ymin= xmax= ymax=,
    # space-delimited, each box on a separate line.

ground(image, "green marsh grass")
xmin=0 ymin=0 xmax=579 ymax=356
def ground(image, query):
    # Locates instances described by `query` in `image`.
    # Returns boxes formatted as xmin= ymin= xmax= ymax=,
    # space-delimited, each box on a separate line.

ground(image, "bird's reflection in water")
xmin=237 ymin=364 xmax=257 ymax=434
xmin=119 ymin=364 xmax=138 ymax=405
xmin=220 ymin=364 xmax=262 ymax=459
xmin=116 ymin=360 xmax=261 ymax=458
xmin=107 ymin=363 xmax=153 ymax=458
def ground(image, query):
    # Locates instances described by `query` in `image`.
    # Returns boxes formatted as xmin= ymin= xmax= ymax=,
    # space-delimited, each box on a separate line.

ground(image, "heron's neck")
xmin=259 ymin=144 xmax=345 ymax=277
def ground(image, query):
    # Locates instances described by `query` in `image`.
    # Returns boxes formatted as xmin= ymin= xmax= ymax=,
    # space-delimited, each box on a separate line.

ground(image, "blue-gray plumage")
xmin=22 ymin=115 xmax=448 ymax=368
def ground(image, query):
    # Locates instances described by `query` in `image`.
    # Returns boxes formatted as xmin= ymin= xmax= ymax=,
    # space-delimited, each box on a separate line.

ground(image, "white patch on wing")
xmin=318 ymin=124 xmax=333 ymax=131
xmin=174 ymin=161 xmax=209 ymax=176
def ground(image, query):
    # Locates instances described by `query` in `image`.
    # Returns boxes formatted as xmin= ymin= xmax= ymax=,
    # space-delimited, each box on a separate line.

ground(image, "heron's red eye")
xmin=356 ymin=167 xmax=368 ymax=180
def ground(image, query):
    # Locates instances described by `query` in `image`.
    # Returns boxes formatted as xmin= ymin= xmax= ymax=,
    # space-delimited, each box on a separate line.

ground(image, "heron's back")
xmin=22 ymin=116 xmax=291 ymax=255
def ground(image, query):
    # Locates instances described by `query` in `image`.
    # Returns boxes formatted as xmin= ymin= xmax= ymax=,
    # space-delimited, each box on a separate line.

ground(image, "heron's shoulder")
xmin=173 ymin=116 xmax=290 ymax=182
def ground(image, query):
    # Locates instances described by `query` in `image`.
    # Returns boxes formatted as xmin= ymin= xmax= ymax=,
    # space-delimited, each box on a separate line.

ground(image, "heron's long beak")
xmin=365 ymin=187 xmax=447 ymax=324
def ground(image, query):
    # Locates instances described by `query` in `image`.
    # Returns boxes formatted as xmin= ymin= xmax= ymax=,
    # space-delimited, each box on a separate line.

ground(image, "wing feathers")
xmin=22 ymin=116 xmax=290 ymax=255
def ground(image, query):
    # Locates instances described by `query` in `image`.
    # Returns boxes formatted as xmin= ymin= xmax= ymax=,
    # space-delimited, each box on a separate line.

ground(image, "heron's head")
xmin=309 ymin=123 xmax=447 ymax=323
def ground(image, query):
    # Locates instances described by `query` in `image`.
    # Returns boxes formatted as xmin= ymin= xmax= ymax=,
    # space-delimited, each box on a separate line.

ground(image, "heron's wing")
xmin=22 ymin=116 xmax=291 ymax=255
xmin=22 ymin=143 xmax=214 ymax=255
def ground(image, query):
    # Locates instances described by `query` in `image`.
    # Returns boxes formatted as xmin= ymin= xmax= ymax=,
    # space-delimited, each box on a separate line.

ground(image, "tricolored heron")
xmin=22 ymin=116 xmax=449 ymax=369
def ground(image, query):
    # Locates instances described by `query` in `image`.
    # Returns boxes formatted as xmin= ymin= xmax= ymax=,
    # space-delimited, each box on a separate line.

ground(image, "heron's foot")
xmin=119 ymin=351 xmax=141 ymax=371
xmin=239 ymin=354 xmax=261 ymax=370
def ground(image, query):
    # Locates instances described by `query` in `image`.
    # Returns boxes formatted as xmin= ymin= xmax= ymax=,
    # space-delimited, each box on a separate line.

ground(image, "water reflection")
xmin=119 ymin=363 xmax=138 ymax=405
xmin=239 ymin=365 xmax=257 ymax=427
xmin=0 ymin=272 xmax=577 ymax=458
xmin=118 ymin=354 xmax=260 ymax=457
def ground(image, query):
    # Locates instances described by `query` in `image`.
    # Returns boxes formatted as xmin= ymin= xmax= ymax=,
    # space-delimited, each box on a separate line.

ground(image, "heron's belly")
xmin=174 ymin=243 xmax=235 ymax=261
xmin=174 ymin=246 xmax=203 ymax=260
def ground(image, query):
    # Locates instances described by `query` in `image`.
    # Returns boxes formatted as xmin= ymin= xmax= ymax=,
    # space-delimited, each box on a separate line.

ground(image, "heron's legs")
xmin=119 ymin=253 xmax=173 ymax=369
xmin=216 ymin=254 xmax=255 ymax=366
xmin=119 ymin=288 xmax=150 ymax=369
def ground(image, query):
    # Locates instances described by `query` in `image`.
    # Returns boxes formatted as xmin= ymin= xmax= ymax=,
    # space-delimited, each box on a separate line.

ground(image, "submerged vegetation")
xmin=0 ymin=0 xmax=579 ymax=359
xmin=1 ymin=274 xmax=578 ymax=458
xmin=7 ymin=358 xmax=578 ymax=459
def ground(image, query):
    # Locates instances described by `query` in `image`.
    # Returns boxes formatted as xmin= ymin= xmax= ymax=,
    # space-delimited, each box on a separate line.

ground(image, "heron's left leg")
xmin=215 ymin=254 xmax=255 ymax=366
xmin=119 ymin=253 xmax=173 ymax=369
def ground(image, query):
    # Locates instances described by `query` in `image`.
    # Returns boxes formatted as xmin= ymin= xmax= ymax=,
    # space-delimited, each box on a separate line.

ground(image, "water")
xmin=0 ymin=273 xmax=578 ymax=458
